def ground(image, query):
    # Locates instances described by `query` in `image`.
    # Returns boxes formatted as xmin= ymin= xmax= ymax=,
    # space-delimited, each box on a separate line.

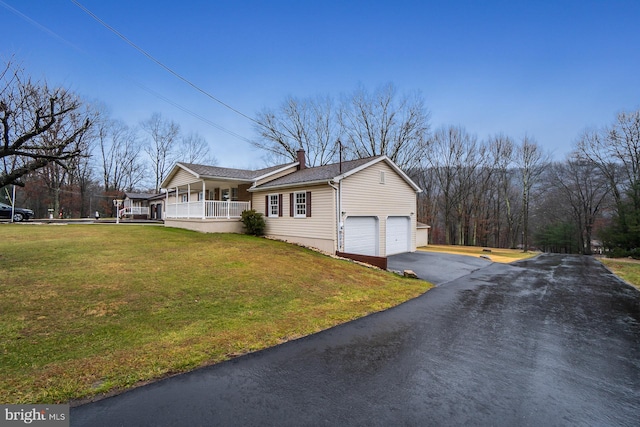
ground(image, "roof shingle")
xmin=253 ymin=156 xmax=382 ymax=189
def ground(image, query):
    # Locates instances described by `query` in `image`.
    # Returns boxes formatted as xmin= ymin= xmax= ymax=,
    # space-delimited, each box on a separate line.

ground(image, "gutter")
xmin=247 ymin=179 xmax=330 ymax=192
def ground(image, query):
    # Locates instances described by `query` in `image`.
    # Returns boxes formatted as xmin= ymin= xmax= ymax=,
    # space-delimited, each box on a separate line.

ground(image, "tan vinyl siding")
xmin=341 ymin=161 xmax=417 ymax=256
xmin=252 ymin=184 xmax=337 ymax=251
xmin=255 ymin=165 xmax=299 ymax=187
xmin=164 ymin=168 xmax=199 ymax=188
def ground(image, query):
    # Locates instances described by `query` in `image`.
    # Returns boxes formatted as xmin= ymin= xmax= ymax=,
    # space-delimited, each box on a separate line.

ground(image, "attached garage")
xmin=386 ymin=216 xmax=411 ymax=255
xmin=344 ymin=216 xmax=378 ymax=256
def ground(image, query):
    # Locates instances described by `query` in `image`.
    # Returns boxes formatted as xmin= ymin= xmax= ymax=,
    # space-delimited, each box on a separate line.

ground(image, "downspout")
xmin=328 ymin=180 xmax=342 ymax=253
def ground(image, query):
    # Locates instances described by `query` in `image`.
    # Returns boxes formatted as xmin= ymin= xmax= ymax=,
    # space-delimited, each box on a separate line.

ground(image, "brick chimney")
xmin=296 ymin=149 xmax=306 ymax=170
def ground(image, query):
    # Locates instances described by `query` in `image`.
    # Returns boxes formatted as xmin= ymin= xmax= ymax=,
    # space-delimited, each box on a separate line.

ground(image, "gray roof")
xmin=178 ymin=162 xmax=296 ymax=181
xmin=253 ymin=156 xmax=382 ymax=189
xmin=125 ymin=192 xmax=161 ymax=200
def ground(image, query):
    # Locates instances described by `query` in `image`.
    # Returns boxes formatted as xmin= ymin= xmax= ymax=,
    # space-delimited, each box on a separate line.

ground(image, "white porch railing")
xmin=166 ymin=201 xmax=250 ymax=219
xmin=119 ymin=207 xmax=150 ymax=217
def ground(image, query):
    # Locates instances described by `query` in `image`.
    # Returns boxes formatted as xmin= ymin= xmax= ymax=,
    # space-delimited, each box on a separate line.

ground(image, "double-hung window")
xmin=289 ymin=191 xmax=311 ymax=218
xmin=268 ymin=194 xmax=280 ymax=217
xmin=294 ymin=192 xmax=306 ymax=217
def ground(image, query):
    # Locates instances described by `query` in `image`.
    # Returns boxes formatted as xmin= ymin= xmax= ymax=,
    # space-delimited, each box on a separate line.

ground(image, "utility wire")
xmin=1 ymin=0 xmax=252 ymax=143
xmin=0 ymin=0 xmax=82 ymax=51
xmin=71 ymin=0 xmax=261 ymax=126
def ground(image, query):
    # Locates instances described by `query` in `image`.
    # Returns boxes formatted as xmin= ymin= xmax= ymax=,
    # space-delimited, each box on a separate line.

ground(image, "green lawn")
xmin=0 ymin=224 xmax=431 ymax=404
xmin=600 ymin=258 xmax=640 ymax=290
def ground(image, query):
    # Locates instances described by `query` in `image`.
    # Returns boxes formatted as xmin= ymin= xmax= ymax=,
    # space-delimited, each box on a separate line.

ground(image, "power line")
xmin=0 ymin=0 xmax=82 ymax=51
xmin=1 ymin=0 xmax=253 ymax=143
xmin=70 ymin=0 xmax=261 ymax=126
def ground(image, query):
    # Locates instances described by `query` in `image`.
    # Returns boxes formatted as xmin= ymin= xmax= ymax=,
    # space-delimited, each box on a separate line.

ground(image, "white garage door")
xmin=344 ymin=216 xmax=378 ymax=256
xmin=386 ymin=216 xmax=411 ymax=255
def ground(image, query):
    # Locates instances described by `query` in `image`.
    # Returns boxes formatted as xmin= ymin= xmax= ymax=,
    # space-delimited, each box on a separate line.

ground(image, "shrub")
xmin=240 ymin=209 xmax=266 ymax=236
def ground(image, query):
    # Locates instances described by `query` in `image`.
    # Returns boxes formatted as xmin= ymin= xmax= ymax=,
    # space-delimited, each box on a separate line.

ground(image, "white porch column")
xmin=165 ymin=190 xmax=168 ymax=220
xmin=187 ymin=183 xmax=191 ymax=218
xmin=202 ymin=180 xmax=206 ymax=219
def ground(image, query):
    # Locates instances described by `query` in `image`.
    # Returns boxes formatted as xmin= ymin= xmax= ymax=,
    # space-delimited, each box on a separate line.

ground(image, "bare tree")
xmin=178 ymin=131 xmax=217 ymax=165
xmin=253 ymin=95 xmax=340 ymax=166
xmin=515 ymin=135 xmax=548 ymax=251
xmin=486 ymin=134 xmax=519 ymax=247
xmin=0 ymin=60 xmax=93 ymax=188
xmin=577 ymin=110 xmax=640 ymax=250
xmin=340 ymin=83 xmax=430 ymax=170
xmin=141 ymin=112 xmax=180 ymax=192
xmin=547 ymin=156 xmax=611 ymax=254
xmin=95 ymin=114 xmax=145 ymax=192
xmin=423 ymin=125 xmax=483 ymax=245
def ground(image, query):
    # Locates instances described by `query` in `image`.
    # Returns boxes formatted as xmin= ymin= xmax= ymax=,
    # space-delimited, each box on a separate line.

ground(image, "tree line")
xmin=2 ymin=58 xmax=639 ymax=255
xmin=1 ymin=59 xmax=215 ymax=218
xmin=252 ymin=84 xmax=639 ymax=256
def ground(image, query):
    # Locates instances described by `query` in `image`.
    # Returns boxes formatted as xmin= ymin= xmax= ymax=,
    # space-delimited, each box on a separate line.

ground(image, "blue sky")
xmin=2 ymin=0 xmax=639 ymax=168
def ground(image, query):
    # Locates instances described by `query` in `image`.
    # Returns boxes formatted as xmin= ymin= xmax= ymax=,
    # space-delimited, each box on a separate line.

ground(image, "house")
xmin=160 ymin=161 xmax=298 ymax=233
xmin=120 ymin=192 xmax=164 ymax=220
xmin=160 ymin=150 xmax=423 ymax=261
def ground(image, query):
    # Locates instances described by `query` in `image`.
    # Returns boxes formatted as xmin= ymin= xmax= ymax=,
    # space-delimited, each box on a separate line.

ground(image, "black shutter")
xmin=290 ymin=193 xmax=294 ymax=217
xmin=306 ymin=191 xmax=312 ymax=217
xmin=265 ymin=195 xmax=268 ymax=216
xmin=278 ymin=194 xmax=283 ymax=217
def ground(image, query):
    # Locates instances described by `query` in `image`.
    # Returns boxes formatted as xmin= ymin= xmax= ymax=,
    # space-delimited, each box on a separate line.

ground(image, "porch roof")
xmin=124 ymin=192 xmax=162 ymax=201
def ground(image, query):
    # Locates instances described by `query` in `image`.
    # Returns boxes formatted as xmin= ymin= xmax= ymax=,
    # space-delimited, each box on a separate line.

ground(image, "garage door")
xmin=344 ymin=216 xmax=378 ymax=256
xmin=386 ymin=216 xmax=411 ymax=255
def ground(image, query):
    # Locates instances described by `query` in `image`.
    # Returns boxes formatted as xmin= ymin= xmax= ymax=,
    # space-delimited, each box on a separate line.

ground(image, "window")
xmin=231 ymin=188 xmax=239 ymax=201
xmin=268 ymin=194 xmax=280 ymax=217
xmin=181 ymin=194 xmax=188 ymax=203
xmin=380 ymin=171 xmax=386 ymax=184
xmin=294 ymin=192 xmax=306 ymax=217
xmin=290 ymin=191 xmax=311 ymax=218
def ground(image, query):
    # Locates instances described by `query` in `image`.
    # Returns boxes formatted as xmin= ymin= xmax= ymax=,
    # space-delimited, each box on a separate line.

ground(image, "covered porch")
xmin=163 ymin=179 xmax=252 ymax=220
xmin=166 ymin=200 xmax=250 ymax=219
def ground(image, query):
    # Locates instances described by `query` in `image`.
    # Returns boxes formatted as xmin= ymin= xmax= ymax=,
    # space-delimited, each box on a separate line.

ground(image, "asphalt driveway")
xmin=71 ymin=253 xmax=640 ymax=426
xmin=387 ymin=251 xmax=492 ymax=284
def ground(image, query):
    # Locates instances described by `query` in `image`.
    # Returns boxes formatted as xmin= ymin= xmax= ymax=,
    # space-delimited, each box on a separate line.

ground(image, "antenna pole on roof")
xmin=338 ymin=139 xmax=342 ymax=174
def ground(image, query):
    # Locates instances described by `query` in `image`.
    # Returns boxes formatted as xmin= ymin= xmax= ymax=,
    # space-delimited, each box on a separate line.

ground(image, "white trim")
xmin=251 ymin=162 xmax=300 ymax=183
xmin=248 ymin=157 xmax=422 ymax=193
xmin=335 ymin=156 xmax=422 ymax=193
xmin=268 ymin=194 xmax=279 ymax=218
xmin=293 ymin=191 xmax=306 ymax=218
xmin=202 ymin=180 xmax=206 ymax=220
xmin=247 ymin=179 xmax=328 ymax=192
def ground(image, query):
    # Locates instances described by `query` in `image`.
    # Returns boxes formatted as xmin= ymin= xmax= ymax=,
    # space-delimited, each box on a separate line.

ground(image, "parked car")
xmin=0 ymin=202 xmax=34 ymax=222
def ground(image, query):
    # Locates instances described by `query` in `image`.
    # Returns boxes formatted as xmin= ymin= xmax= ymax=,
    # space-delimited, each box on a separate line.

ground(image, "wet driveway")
xmin=71 ymin=254 xmax=640 ymax=426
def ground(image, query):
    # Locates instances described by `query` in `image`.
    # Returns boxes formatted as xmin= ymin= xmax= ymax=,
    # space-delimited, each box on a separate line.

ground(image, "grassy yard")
xmin=0 ymin=224 xmax=431 ymax=404
xmin=419 ymin=244 xmax=537 ymax=263
xmin=600 ymin=258 xmax=640 ymax=290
